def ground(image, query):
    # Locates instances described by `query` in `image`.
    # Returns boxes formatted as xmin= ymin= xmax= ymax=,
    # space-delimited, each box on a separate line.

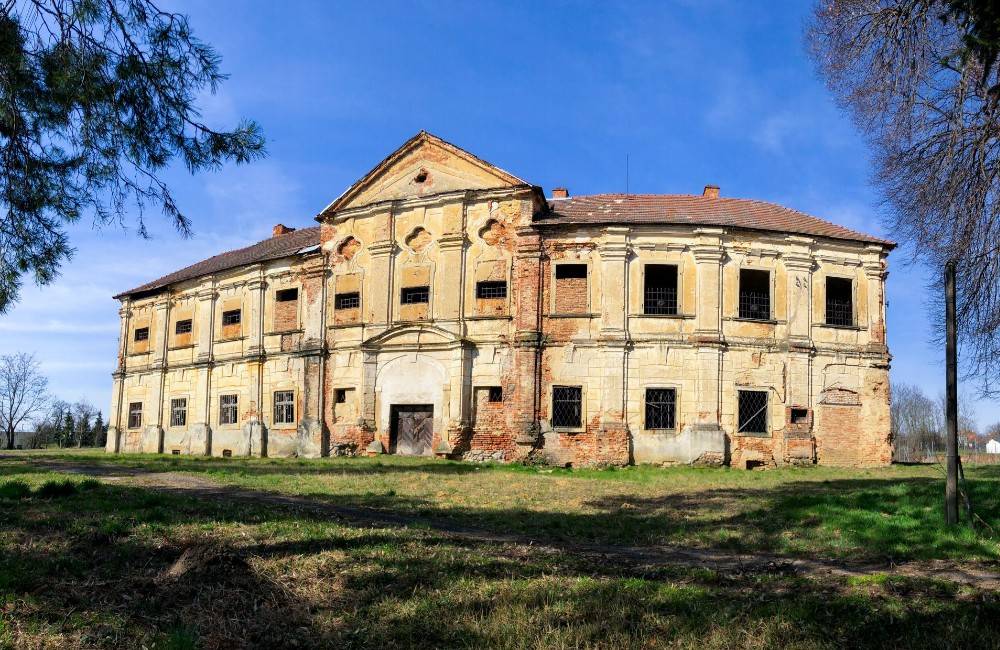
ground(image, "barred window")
xmin=170 ymin=398 xmax=187 ymax=427
xmin=644 ymin=265 xmax=678 ymax=315
xmin=175 ymin=319 xmax=192 ymax=335
xmin=739 ymin=269 xmax=771 ymax=320
xmin=335 ymin=292 xmax=360 ymax=310
xmin=274 ymin=391 xmax=295 ymax=425
xmin=219 ymin=394 xmax=239 ymax=425
xmin=134 ymin=327 xmax=149 ymax=342
xmin=825 ymin=277 xmax=853 ymax=326
xmin=128 ymin=402 xmax=142 ymax=429
xmin=737 ymin=390 xmax=768 ymax=435
xmin=552 ymin=386 xmax=582 ymax=428
xmin=401 ymin=286 xmax=429 ymax=304
xmin=645 ymin=388 xmax=676 ymax=429
xmin=222 ymin=309 xmax=241 ymax=326
xmin=476 ymin=281 xmax=507 ymax=299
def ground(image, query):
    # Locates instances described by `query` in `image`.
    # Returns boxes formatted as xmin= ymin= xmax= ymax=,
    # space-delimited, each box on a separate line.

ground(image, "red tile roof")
xmin=115 ymin=226 xmax=321 ymax=299
xmin=539 ymin=194 xmax=894 ymax=247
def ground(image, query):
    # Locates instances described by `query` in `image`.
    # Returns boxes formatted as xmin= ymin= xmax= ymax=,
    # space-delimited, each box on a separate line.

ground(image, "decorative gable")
xmin=319 ymin=131 xmax=528 ymax=216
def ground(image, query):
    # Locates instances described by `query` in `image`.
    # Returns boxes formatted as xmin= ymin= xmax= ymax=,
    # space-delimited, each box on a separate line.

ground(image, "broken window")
xmin=825 ymin=277 xmax=853 ymax=326
xmin=335 ymin=292 xmax=360 ymax=310
xmin=645 ymin=388 xmax=676 ymax=429
xmin=554 ymin=264 xmax=588 ymax=313
xmin=170 ymin=398 xmax=187 ymax=427
xmin=551 ymin=386 xmax=582 ymax=428
xmin=219 ymin=394 xmax=238 ymax=425
xmin=128 ymin=402 xmax=142 ymax=429
xmin=175 ymin=319 xmax=192 ymax=335
xmin=738 ymin=269 xmax=771 ymax=320
xmin=273 ymin=391 xmax=294 ymax=425
xmin=134 ymin=327 xmax=149 ymax=342
xmin=488 ymin=386 xmax=503 ymax=403
xmin=222 ymin=309 xmax=241 ymax=326
xmin=334 ymin=388 xmax=347 ymax=404
xmin=401 ymin=286 xmax=429 ymax=304
xmin=276 ymin=288 xmax=298 ymax=302
xmin=737 ymin=390 xmax=768 ymax=435
xmin=644 ymin=264 xmax=678 ymax=315
xmin=476 ymin=280 xmax=507 ymax=299
xmin=790 ymin=408 xmax=809 ymax=424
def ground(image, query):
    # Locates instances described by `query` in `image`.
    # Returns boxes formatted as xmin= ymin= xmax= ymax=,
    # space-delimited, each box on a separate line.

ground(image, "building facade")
xmin=106 ymin=132 xmax=894 ymax=467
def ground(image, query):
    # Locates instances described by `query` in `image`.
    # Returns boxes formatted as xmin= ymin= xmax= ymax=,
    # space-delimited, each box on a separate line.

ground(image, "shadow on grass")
xmin=1 ymin=480 xmax=999 ymax=649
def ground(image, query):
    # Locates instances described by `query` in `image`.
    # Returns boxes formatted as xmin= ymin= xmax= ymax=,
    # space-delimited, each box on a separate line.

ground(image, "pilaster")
xmin=246 ymin=272 xmax=266 ymax=356
xmin=195 ymin=283 xmax=217 ymax=362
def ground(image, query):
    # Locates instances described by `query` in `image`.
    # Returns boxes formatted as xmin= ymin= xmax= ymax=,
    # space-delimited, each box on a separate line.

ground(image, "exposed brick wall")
xmin=274 ymin=296 xmax=298 ymax=331
xmin=554 ymin=275 xmax=587 ymax=313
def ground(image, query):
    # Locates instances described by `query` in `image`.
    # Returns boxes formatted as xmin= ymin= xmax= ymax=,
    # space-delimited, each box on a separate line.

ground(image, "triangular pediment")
xmin=320 ymin=131 xmax=528 ymax=216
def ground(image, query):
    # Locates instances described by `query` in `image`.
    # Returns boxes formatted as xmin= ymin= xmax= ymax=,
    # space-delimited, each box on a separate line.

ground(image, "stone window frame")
xmin=642 ymin=383 xmax=681 ymax=432
xmin=549 ymin=383 xmax=586 ymax=432
xmin=133 ymin=326 xmax=150 ymax=342
xmin=272 ymin=389 xmax=296 ymax=428
xmin=734 ymin=263 xmax=776 ymax=323
xmin=819 ymin=270 xmax=860 ymax=329
xmin=169 ymin=396 xmax=189 ymax=428
xmin=550 ymin=261 xmax=591 ymax=315
xmin=396 ymin=263 xmax=435 ymax=323
xmin=637 ymin=260 xmax=685 ymax=318
xmin=218 ymin=393 xmax=239 ymax=427
xmin=271 ymin=284 xmax=302 ymax=332
xmin=735 ymin=388 xmax=770 ymax=437
xmin=127 ymin=401 xmax=143 ymax=430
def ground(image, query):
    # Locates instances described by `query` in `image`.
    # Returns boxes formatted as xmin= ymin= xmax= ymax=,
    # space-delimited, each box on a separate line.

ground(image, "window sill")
xmin=631 ymin=313 xmax=693 ymax=319
xmin=816 ymin=323 xmax=865 ymax=331
xmin=329 ymin=322 xmax=362 ymax=329
xmin=168 ymin=344 xmax=195 ymax=351
xmin=214 ymin=336 xmax=247 ymax=343
xmin=467 ymin=314 xmax=512 ymax=321
xmin=643 ymin=428 xmax=679 ymax=434
xmin=734 ymin=431 xmax=770 ymax=438
xmin=731 ymin=317 xmax=778 ymax=325
xmin=547 ymin=313 xmax=598 ymax=319
xmin=552 ymin=426 xmax=584 ymax=433
xmin=126 ymin=351 xmax=150 ymax=357
xmin=267 ymin=328 xmax=303 ymax=335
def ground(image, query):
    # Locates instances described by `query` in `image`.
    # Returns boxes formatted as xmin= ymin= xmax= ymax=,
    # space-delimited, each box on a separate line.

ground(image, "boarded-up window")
xmin=219 ymin=394 xmax=238 ymax=425
xmin=274 ymin=288 xmax=299 ymax=331
xmin=170 ymin=398 xmax=187 ymax=427
xmin=554 ymin=264 xmax=587 ymax=314
xmin=552 ymin=386 xmax=582 ymax=428
xmin=738 ymin=269 xmax=771 ymax=320
xmin=825 ymin=277 xmax=853 ymax=326
xmin=644 ymin=265 xmax=678 ymax=315
xmin=274 ymin=390 xmax=294 ymax=425
xmin=128 ymin=402 xmax=142 ymax=429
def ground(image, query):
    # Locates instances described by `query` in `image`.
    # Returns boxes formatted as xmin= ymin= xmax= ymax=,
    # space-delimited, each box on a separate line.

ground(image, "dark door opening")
xmin=390 ymin=405 xmax=434 ymax=456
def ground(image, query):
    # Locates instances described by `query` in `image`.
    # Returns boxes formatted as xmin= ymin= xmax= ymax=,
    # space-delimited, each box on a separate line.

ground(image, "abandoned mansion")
xmin=106 ymin=132 xmax=894 ymax=468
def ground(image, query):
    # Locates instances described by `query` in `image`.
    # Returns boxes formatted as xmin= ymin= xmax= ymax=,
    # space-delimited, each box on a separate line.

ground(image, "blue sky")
xmin=1 ymin=0 xmax=996 ymax=426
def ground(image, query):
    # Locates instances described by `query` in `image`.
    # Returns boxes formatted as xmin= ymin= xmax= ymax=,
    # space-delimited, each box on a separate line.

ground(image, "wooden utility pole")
xmin=945 ymin=260 xmax=959 ymax=525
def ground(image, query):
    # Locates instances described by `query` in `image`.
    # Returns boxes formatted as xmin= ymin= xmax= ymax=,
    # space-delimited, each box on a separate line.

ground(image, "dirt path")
xmin=13 ymin=457 xmax=1000 ymax=589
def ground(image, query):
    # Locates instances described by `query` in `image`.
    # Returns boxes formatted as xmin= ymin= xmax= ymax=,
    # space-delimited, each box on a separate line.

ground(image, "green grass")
xmin=0 ymin=469 xmax=998 ymax=648
xmin=8 ymin=450 xmax=998 ymax=562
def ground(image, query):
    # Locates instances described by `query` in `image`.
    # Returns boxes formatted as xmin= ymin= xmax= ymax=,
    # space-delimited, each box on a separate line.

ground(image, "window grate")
xmin=128 ymin=402 xmax=142 ymax=429
xmin=335 ymin=292 xmax=360 ymax=310
xmin=552 ymin=386 xmax=582 ymax=428
xmin=170 ymin=398 xmax=187 ymax=427
xmin=476 ymin=281 xmax=507 ymax=299
xmin=175 ymin=319 xmax=192 ymax=335
xmin=644 ymin=265 xmax=679 ymax=315
xmin=645 ymin=388 xmax=676 ymax=429
xmin=134 ymin=327 xmax=149 ymax=342
xmin=219 ymin=394 xmax=238 ymax=425
xmin=274 ymin=391 xmax=294 ymax=425
xmin=401 ymin=286 xmax=429 ymax=304
xmin=825 ymin=277 xmax=854 ymax=326
xmin=222 ymin=310 xmax=241 ymax=326
xmin=739 ymin=269 xmax=771 ymax=320
xmin=737 ymin=390 xmax=768 ymax=434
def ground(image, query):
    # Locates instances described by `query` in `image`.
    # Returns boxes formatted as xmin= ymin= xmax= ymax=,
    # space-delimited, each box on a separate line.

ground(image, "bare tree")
xmin=809 ymin=2 xmax=1000 ymax=395
xmin=892 ymin=382 xmax=944 ymax=461
xmin=0 ymin=353 xmax=48 ymax=450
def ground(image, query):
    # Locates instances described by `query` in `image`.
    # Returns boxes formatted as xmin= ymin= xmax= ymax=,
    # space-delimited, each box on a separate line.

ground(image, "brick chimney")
xmin=703 ymin=185 xmax=720 ymax=199
xmin=551 ymin=187 xmax=569 ymax=199
xmin=273 ymin=224 xmax=296 ymax=236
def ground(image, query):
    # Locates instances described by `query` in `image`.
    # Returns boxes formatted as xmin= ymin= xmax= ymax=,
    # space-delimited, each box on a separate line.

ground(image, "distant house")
xmin=986 ymin=439 xmax=1000 ymax=454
